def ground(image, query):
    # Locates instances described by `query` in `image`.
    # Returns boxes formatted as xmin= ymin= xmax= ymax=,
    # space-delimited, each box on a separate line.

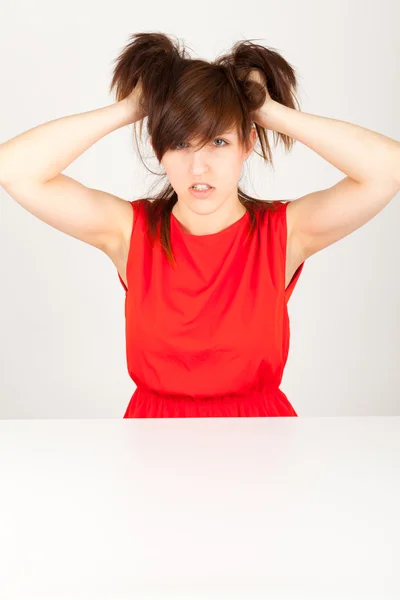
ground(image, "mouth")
xmin=188 ymin=185 xmax=216 ymax=198
xmin=189 ymin=183 xmax=214 ymax=190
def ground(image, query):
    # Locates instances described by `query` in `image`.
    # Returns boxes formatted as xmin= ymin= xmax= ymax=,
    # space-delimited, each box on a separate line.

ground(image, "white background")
xmin=1 ymin=0 xmax=399 ymax=418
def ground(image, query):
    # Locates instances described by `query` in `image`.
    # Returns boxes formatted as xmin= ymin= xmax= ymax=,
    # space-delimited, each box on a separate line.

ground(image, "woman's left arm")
xmin=260 ymin=101 xmax=400 ymax=186
xmin=256 ymin=99 xmax=400 ymax=260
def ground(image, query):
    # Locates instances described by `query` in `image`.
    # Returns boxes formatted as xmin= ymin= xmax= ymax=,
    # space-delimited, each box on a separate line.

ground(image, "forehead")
xmin=191 ymin=127 xmax=238 ymax=142
xmin=219 ymin=127 xmax=237 ymax=136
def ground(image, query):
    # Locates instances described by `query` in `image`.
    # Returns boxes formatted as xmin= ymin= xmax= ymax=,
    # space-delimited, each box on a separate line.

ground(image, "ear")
xmin=244 ymin=127 xmax=257 ymax=159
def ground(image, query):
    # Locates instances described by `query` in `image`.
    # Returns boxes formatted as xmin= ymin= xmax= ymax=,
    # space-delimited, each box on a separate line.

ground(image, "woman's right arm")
xmin=0 ymin=98 xmax=139 ymax=184
xmin=0 ymin=96 xmax=143 ymax=253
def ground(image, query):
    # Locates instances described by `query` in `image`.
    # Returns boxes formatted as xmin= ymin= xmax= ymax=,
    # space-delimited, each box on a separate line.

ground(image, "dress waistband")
xmin=134 ymin=382 xmax=281 ymax=402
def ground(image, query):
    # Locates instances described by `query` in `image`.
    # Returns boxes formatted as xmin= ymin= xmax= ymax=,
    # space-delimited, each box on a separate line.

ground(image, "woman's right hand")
xmin=123 ymin=80 xmax=147 ymax=124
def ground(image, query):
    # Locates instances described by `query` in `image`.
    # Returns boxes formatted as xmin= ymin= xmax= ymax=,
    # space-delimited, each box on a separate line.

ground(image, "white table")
xmin=0 ymin=417 xmax=399 ymax=599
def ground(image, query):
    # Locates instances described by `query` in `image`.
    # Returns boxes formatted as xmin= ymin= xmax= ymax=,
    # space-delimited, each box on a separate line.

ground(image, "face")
xmin=150 ymin=127 xmax=257 ymax=218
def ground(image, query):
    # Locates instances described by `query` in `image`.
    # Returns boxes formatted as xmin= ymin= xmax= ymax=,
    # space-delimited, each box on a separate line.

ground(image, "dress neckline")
xmin=170 ymin=209 xmax=248 ymax=238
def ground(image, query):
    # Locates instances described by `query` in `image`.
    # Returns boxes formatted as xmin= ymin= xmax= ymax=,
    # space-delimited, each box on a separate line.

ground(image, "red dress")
xmin=117 ymin=198 xmax=305 ymax=418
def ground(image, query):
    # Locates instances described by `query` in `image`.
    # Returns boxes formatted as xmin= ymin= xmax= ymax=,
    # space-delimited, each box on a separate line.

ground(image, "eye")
xmin=214 ymin=138 xmax=229 ymax=147
xmin=175 ymin=138 xmax=229 ymax=150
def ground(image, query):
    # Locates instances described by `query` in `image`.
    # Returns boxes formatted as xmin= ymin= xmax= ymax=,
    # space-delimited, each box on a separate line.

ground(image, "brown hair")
xmin=109 ymin=32 xmax=301 ymax=267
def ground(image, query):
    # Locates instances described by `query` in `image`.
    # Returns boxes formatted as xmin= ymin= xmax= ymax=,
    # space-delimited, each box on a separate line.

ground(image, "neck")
xmin=172 ymin=198 xmax=246 ymax=236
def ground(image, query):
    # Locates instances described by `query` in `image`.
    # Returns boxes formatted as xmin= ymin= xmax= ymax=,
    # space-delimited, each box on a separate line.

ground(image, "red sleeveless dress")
xmin=117 ymin=198 xmax=305 ymax=418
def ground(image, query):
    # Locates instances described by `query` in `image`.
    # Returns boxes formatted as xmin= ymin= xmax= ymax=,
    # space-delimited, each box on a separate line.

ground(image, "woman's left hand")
xmin=248 ymin=69 xmax=272 ymax=102
xmin=247 ymin=69 xmax=274 ymax=126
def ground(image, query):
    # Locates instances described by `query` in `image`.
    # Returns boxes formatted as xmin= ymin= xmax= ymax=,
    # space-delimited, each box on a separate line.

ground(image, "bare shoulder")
xmin=101 ymin=199 xmax=134 ymax=290
xmin=102 ymin=198 xmax=134 ymax=258
xmin=284 ymin=200 xmax=308 ymax=290
xmin=2 ymin=173 xmax=135 ymax=256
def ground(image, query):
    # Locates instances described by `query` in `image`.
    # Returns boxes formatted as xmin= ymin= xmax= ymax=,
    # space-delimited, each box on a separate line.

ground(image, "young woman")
xmin=1 ymin=33 xmax=399 ymax=418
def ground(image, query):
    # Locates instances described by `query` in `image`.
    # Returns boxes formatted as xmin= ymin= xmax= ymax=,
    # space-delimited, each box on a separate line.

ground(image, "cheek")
xmin=220 ymin=157 xmax=244 ymax=178
xmin=161 ymin=159 xmax=179 ymax=181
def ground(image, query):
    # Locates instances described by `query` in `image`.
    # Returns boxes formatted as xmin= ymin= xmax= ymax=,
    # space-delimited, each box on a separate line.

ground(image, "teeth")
xmin=192 ymin=185 xmax=210 ymax=190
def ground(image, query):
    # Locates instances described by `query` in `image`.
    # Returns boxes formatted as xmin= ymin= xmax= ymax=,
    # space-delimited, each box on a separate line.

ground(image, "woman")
xmin=1 ymin=33 xmax=399 ymax=418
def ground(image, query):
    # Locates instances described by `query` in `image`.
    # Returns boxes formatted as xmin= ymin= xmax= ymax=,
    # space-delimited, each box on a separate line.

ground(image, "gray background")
xmin=1 ymin=0 xmax=399 ymax=418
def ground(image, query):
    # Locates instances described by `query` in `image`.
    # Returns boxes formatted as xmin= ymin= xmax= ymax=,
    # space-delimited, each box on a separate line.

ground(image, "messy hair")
xmin=109 ymin=32 xmax=301 ymax=266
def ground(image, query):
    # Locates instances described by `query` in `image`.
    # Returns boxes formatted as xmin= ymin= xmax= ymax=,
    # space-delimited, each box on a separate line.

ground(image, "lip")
xmin=189 ymin=186 xmax=215 ymax=199
xmin=189 ymin=183 xmax=214 ymax=189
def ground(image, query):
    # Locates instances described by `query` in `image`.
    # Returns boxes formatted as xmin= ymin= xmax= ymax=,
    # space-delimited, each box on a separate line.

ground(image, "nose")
xmin=189 ymin=148 xmax=210 ymax=175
